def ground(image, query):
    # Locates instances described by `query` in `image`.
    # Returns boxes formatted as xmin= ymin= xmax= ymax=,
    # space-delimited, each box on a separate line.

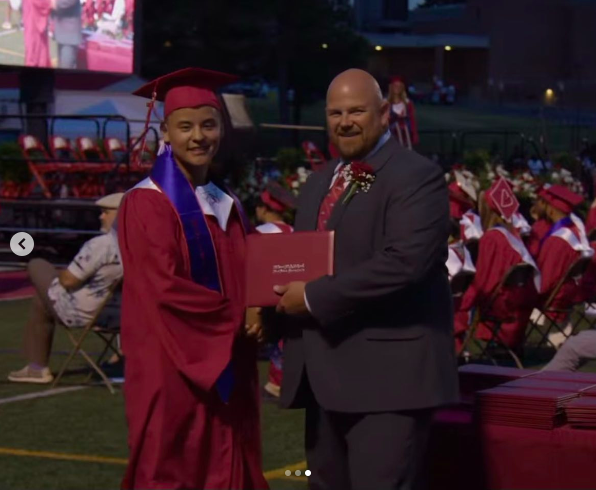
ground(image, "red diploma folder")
xmin=245 ymin=231 xmax=334 ymax=307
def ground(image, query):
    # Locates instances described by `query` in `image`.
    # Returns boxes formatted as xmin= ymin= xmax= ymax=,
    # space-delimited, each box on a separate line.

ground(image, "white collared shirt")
xmin=195 ymin=182 xmax=234 ymax=231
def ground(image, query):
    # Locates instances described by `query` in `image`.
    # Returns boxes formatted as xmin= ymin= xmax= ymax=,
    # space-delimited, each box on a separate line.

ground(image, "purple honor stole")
xmin=540 ymin=216 xmax=574 ymax=251
xmin=151 ymin=145 xmax=251 ymax=403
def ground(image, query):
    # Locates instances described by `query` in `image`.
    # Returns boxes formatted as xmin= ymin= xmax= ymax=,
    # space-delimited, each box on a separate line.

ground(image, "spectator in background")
xmin=8 ymin=193 xmax=123 ymax=384
xmin=387 ymin=75 xmax=418 ymax=149
xmin=52 ymin=0 xmax=81 ymax=69
xmin=542 ymin=330 xmax=596 ymax=372
xmin=23 ymin=0 xmax=51 ymax=67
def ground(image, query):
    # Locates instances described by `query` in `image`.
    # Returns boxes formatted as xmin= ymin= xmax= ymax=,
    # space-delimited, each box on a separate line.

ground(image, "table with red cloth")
xmin=428 ymin=406 xmax=596 ymax=490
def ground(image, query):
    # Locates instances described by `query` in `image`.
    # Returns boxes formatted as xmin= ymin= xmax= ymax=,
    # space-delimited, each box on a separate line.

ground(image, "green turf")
xmin=1 ymin=297 xmax=595 ymax=489
xmin=0 ymin=29 xmax=59 ymax=68
xmin=0 ymin=299 xmax=306 ymax=489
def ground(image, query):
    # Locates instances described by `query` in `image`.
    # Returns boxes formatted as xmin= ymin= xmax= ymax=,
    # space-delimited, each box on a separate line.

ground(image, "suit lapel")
xmin=325 ymin=137 xmax=400 ymax=231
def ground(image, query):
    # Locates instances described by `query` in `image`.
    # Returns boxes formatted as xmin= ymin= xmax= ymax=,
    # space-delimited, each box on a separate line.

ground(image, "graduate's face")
xmin=533 ymin=198 xmax=548 ymax=220
xmin=326 ymin=78 xmax=389 ymax=161
xmin=163 ymin=106 xmax=222 ymax=168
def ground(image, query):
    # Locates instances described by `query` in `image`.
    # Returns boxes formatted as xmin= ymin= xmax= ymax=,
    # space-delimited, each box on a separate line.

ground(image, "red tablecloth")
xmin=429 ymin=408 xmax=596 ymax=490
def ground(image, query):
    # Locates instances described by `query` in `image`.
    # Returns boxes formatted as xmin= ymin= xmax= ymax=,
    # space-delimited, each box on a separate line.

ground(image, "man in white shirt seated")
xmin=8 ymin=193 xmax=124 ymax=384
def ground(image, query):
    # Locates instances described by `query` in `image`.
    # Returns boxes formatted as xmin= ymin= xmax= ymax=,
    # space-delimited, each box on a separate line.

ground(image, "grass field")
xmin=1 ymin=297 xmax=596 ymax=489
xmin=0 ymin=299 xmax=307 ymax=490
xmin=0 ymin=28 xmax=59 ymax=68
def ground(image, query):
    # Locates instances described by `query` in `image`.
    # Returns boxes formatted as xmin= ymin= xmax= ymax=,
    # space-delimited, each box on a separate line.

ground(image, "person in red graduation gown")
xmin=526 ymin=191 xmax=553 ymax=258
xmin=456 ymin=178 xmax=539 ymax=351
xmin=255 ymin=183 xmax=295 ymax=399
xmin=117 ymin=68 xmax=268 ymax=490
xmin=387 ymin=75 xmax=418 ymax=148
xmin=533 ymin=185 xmax=594 ymax=346
xmin=586 ymin=197 xmax=596 ymax=236
xmin=23 ymin=0 xmax=51 ymax=68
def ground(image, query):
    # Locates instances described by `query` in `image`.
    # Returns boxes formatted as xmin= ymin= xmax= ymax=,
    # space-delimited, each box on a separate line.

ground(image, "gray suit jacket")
xmin=54 ymin=0 xmax=82 ymax=46
xmin=280 ymin=136 xmax=459 ymax=413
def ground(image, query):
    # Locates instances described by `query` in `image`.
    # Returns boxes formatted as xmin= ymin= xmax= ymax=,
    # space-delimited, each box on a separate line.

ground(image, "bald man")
xmin=275 ymin=69 xmax=458 ymax=490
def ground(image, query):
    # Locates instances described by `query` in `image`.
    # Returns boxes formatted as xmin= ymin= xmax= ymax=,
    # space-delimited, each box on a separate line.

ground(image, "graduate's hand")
xmin=245 ymin=307 xmax=264 ymax=342
xmin=274 ymin=282 xmax=309 ymax=316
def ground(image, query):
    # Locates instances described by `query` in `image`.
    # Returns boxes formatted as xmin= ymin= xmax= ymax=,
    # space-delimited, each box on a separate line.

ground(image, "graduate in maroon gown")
xmin=586 ymin=198 xmax=596 ymax=235
xmin=23 ymin=0 xmax=51 ymax=68
xmin=117 ymin=68 xmax=268 ymax=490
xmin=533 ymin=185 xmax=594 ymax=345
xmin=456 ymin=178 xmax=540 ymax=350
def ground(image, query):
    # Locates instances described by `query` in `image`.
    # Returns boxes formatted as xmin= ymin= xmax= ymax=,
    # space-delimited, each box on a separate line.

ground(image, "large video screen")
xmin=0 ymin=0 xmax=135 ymax=73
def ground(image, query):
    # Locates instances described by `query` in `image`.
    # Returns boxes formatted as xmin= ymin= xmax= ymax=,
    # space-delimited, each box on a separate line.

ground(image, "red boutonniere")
xmin=342 ymin=161 xmax=376 ymax=204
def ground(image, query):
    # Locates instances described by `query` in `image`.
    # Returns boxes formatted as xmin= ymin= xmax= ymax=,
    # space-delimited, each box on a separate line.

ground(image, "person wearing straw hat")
xmin=8 ymin=193 xmax=124 ymax=384
xmin=118 ymin=68 xmax=268 ymax=490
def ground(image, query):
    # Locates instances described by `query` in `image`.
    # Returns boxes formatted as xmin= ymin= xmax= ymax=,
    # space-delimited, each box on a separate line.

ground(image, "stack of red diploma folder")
xmin=245 ymin=231 xmax=334 ymax=307
xmin=475 ymin=386 xmax=578 ymax=429
xmin=565 ymin=398 xmax=596 ymax=428
xmin=458 ymin=365 xmax=535 ymax=397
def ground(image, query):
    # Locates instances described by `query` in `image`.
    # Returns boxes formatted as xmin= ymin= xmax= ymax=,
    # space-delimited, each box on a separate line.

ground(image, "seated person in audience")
xmin=255 ymin=183 xmax=296 ymax=399
xmin=448 ymin=219 xmax=476 ymax=353
xmin=534 ymin=186 xmax=594 ymax=348
xmin=512 ymin=211 xmax=532 ymax=237
xmin=455 ymin=179 xmax=540 ymax=352
xmin=8 ymin=193 xmax=124 ymax=384
xmin=542 ymin=329 xmax=596 ymax=372
xmin=255 ymin=182 xmax=295 ymax=235
xmin=526 ymin=190 xmax=556 ymax=258
xmin=586 ymin=196 xmax=596 ymax=237
xmin=448 ymin=171 xmax=483 ymax=244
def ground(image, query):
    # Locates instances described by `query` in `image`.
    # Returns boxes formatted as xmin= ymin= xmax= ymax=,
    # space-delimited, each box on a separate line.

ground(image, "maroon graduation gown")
xmin=118 ymin=189 xmax=268 ymax=490
xmin=537 ymin=225 xmax=584 ymax=320
xmin=457 ymin=229 xmax=538 ymax=348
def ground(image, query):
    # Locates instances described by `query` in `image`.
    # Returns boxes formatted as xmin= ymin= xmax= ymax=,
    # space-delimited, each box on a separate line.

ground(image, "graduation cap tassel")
xmin=137 ymin=86 xmax=158 ymax=167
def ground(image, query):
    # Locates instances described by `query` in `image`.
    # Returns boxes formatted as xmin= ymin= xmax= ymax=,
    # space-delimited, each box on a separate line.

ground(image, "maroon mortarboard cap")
xmin=539 ymin=184 xmax=583 ymax=214
xmin=133 ymin=67 xmax=239 ymax=118
xmin=260 ymin=182 xmax=297 ymax=212
xmin=448 ymin=181 xmax=473 ymax=220
xmin=390 ymin=75 xmax=405 ymax=85
xmin=485 ymin=177 xmax=519 ymax=221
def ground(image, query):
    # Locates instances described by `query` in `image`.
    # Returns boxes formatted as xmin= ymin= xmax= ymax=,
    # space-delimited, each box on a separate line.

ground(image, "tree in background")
xmin=140 ymin=0 xmax=369 ymax=123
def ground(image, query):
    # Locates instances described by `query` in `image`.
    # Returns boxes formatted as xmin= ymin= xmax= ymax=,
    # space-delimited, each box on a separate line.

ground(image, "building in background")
xmin=351 ymin=0 xmax=596 ymax=109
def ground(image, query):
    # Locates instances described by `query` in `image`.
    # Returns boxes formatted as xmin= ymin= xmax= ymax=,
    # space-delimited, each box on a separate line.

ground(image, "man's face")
xmin=326 ymin=90 xmax=389 ymax=161
xmin=163 ymin=106 xmax=222 ymax=168
xmin=99 ymin=208 xmax=118 ymax=233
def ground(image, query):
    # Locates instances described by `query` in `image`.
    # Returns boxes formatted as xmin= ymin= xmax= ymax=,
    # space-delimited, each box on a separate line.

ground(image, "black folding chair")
xmin=51 ymin=281 xmax=122 ymax=394
xmin=451 ymin=270 xmax=475 ymax=299
xmin=526 ymin=256 xmax=593 ymax=350
xmin=461 ymin=263 xmax=536 ymax=368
